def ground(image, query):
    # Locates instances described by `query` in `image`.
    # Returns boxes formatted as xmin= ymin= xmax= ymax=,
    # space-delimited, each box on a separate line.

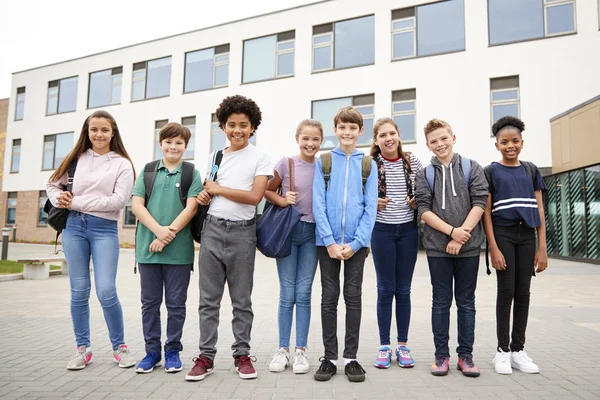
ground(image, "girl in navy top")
xmin=482 ymin=116 xmax=548 ymax=376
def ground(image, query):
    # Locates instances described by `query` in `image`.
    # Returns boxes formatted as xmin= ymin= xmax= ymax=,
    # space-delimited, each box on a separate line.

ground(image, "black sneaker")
xmin=314 ymin=357 xmax=337 ymax=381
xmin=345 ymin=360 xmax=366 ymax=382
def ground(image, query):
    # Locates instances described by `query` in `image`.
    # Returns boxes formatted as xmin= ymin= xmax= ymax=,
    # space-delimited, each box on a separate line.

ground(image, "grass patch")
xmin=0 ymin=260 xmax=61 ymax=275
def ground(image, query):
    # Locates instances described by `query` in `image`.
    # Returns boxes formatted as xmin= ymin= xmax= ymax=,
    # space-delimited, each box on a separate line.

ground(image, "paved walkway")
xmin=0 ymin=243 xmax=599 ymax=399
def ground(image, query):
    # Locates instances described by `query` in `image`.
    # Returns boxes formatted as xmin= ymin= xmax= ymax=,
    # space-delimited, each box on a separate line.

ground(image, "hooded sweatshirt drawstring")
xmin=449 ymin=163 xmax=457 ymax=197
xmin=441 ymin=163 xmax=458 ymax=210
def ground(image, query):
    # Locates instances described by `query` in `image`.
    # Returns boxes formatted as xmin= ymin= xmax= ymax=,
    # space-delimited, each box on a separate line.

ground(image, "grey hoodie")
xmin=415 ymin=153 xmax=488 ymax=258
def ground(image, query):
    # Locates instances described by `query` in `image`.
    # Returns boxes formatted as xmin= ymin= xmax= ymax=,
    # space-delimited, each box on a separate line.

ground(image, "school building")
xmin=2 ymin=0 xmax=600 ymax=257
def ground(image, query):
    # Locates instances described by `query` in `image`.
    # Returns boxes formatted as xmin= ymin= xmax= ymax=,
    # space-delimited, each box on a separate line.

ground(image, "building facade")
xmin=3 ymin=0 xmax=600 ymax=244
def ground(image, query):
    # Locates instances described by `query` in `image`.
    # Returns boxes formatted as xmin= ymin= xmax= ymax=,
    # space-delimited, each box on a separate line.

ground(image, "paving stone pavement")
xmin=1 ymin=243 xmax=599 ymax=399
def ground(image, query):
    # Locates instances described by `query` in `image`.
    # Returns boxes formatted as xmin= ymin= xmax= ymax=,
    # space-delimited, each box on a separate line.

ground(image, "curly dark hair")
xmin=216 ymin=95 xmax=262 ymax=136
xmin=492 ymin=116 xmax=525 ymax=137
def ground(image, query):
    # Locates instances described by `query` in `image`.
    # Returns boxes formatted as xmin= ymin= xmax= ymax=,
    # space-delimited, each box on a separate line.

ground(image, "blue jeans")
xmin=62 ymin=211 xmax=124 ymax=351
xmin=427 ymin=256 xmax=479 ymax=357
xmin=275 ymin=221 xmax=318 ymax=349
xmin=371 ymin=221 xmax=419 ymax=345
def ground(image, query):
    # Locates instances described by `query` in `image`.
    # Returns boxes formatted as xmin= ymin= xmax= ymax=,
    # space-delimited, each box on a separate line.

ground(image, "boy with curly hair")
xmin=185 ymin=95 xmax=272 ymax=382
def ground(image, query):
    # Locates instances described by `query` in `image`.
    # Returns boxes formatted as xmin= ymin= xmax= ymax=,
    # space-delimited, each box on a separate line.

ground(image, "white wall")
xmin=4 ymin=0 xmax=600 ymax=192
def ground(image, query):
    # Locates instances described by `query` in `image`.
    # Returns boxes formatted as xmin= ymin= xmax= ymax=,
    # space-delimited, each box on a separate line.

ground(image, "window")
xmin=182 ymin=116 xmax=196 ymax=160
xmin=210 ymin=114 xmax=256 ymax=152
xmin=392 ymin=0 xmax=465 ymax=60
xmin=47 ymin=77 xmax=78 ymax=115
xmin=42 ymin=132 xmax=74 ymax=170
xmin=184 ymin=44 xmax=230 ymax=92
xmin=10 ymin=139 xmax=21 ymax=173
xmin=123 ymin=198 xmax=136 ymax=227
xmin=154 ymin=120 xmax=168 ymax=160
xmin=88 ymin=67 xmax=122 ymax=108
xmin=242 ymin=31 xmax=295 ymax=83
xmin=311 ymin=94 xmax=374 ymax=150
xmin=6 ymin=192 xmax=17 ymax=225
xmin=132 ymin=56 xmax=172 ymax=101
xmin=38 ymin=191 xmax=48 ymax=226
xmin=490 ymin=76 xmax=520 ymax=125
xmin=392 ymin=89 xmax=417 ymax=143
xmin=15 ymin=87 xmax=25 ymax=120
xmin=489 ymin=0 xmax=576 ymax=45
xmin=313 ymin=16 xmax=374 ymax=72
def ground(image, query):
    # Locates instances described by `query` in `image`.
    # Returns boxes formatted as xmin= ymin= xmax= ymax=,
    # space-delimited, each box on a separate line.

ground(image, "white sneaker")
xmin=511 ymin=350 xmax=539 ymax=374
xmin=113 ymin=344 xmax=136 ymax=368
xmin=292 ymin=349 xmax=309 ymax=374
xmin=67 ymin=346 xmax=93 ymax=370
xmin=268 ymin=348 xmax=289 ymax=372
xmin=492 ymin=350 xmax=512 ymax=375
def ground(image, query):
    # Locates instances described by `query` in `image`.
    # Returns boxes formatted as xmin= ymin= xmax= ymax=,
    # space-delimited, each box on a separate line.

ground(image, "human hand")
xmin=491 ymin=247 xmax=507 ymax=271
xmin=406 ymin=195 xmax=416 ymax=209
xmin=197 ymin=190 xmax=212 ymax=206
xmin=283 ymin=191 xmax=297 ymax=206
xmin=450 ymin=226 xmax=472 ymax=244
xmin=446 ymin=240 xmax=462 ymax=256
xmin=327 ymin=244 xmax=344 ymax=260
xmin=377 ymin=198 xmax=389 ymax=211
xmin=149 ymin=238 xmax=166 ymax=253
xmin=203 ymin=181 xmax=221 ymax=196
xmin=534 ymin=248 xmax=548 ymax=273
xmin=154 ymin=225 xmax=176 ymax=244
xmin=57 ymin=192 xmax=73 ymax=209
xmin=340 ymin=245 xmax=355 ymax=260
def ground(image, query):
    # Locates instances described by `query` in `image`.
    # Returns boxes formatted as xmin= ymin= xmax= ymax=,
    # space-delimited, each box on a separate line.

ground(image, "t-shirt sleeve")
xmin=273 ymin=156 xmax=289 ymax=182
xmin=534 ymin=167 xmax=546 ymax=192
xmin=187 ymin=169 xmax=203 ymax=198
xmin=411 ymin=153 xmax=423 ymax=173
xmin=131 ymin=171 xmax=145 ymax=198
xmin=256 ymin=152 xmax=274 ymax=178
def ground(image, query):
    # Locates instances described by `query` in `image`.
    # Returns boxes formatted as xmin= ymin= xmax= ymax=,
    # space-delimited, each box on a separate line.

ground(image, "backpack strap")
xmin=66 ymin=158 xmax=78 ymax=193
xmin=143 ymin=160 xmax=161 ymax=206
xmin=460 ymin=156 xmax=472 ymax=188
xmin=361 ymin=155 xmax=373 ymax=194
xmin=180 ymin=161 xmax=195 ymax=208
xmin=521 ymin=161 xmax=537 ymax=186
xmin=208 ymin=150 xmax=224 ymax=181
xmin=321 ymin=152 xmax=332 ymax=190
xmin=484 ymin=164 xmax=494 ymax=195
xmin=425 ymin=164 xmax=435 ymax=194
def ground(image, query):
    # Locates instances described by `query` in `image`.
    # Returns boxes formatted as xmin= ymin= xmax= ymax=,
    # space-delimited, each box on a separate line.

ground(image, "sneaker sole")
xmin=67 ymin=359 xmax=92 ymax=371
xmin=457 ymin=366 xmax=480 ymax=377
xmin=373 ymin=362 xmax=391 ymax=369
xmin=314 ymin=372 xmax=335 ymax=381
xmin=431 ymin=370 xmax=449 ymax=376
xmin=495 ymin=368 xmax=513 ymax=375
xmin=238 ymin=372 xmax=258 ymax=379
xmin=398 ymin=361 xmax=414 ymax=368
xmin=268 ymin=365 xmax=287 ymax=372
xmin=292 ymin=367 xmax=309 ymax=374
xmin=185 ymin=369 xmax=214 ymax=381
xmin=165 ymin=366 xmax=183 ymax=373
xmin=136 ymin=361 xmax=162 ymax=373
xmin=511 ymin=365 xmax=539 ymax=374
xmin=346 ymin=373 xmax=366 ymax=382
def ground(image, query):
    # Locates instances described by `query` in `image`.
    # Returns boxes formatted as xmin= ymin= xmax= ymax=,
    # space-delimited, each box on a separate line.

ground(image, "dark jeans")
xmin=371 ymin=221 xmax=419 ymax=345
xmin=493 ymin=223 xmax=536 ymax=352
xmin=318 ymin=247 xmax=367 ymax=360
xmin=427 ymin=256 xmax=479 ymax=357
xmin=138 ymin=263 xmax=191 ymax=353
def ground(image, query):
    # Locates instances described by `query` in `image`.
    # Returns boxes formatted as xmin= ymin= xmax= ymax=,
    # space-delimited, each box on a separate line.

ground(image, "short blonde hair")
xmin=424 ymin=118 xmax=453 ymax=138
xmin=296 ymin=119 xmax=324 ymax=139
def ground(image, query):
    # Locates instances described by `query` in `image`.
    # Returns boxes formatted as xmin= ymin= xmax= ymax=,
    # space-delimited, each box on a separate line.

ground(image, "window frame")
xmin=154 ymin=119 xmax=169 ymax=160
xmin=276 ymin=38 xmax=295 ymax=78
xmin=87 ymin=66 xmax=122 ymax=109
xmin=543 ymin=0 xmax=577 ymax=37
xmin=131 ymin=56 xmax=172 ymax=102
xmin=41 ymin=132 xmax=73 ymax=171
xmin=312 ymin=32 xmax=334 ymax=71
xmin=38 ymin=190 xmax=48 ymax=227
xmin=6 ymin=192 xmax=17 ymax=225
xmin=391 ymin=89 xmax=418 ymax=144
xmin=10 ymin=138 xmax=21 ymax=174
xmin=490 ymin=77 xmax=521 ymax=133
xmin=15 ymin=87 xmax=25 ymax=121
xmin=46 ymin=76 xmax=78 ymax=116
xmin=213 ymin=48 xmax=230 ymax=88
xmin=242 ymin=31 xmax=295 ymax=84
xmin=123 ymin=198 xmax=137 ymax=228
xmin=183 ymin=44 xmax=230 ymax=94
xmin=181 ymin=116 xmax=196 ymax=160
xmin=391 ymin=16 xmax=417 ymax=60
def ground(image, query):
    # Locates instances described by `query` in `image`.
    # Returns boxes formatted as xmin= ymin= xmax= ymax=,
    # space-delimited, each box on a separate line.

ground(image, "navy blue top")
xmin=489 ymin=162 xmax=546 ymax=228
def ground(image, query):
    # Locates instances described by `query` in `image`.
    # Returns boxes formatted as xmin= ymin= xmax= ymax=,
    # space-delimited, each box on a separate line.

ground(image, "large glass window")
xmin=6 ymin=192 xmax=17 ymax=225
xmin=490 ymin=76 xmax=520 ymax=126
xmin=392 ymin=0 xmax=465 ymax=60
xmin=47 ymin=77 xmax=78 ymax=115
xmin=312 ymin=16 xmax=374 ymax=72
xmin=42 ymin=132 xmax=73 ymax=170
xmin=10 ymin=139 xmax=21 ymax=173
xmin=38 ymin=191 xmax=48 ymax=226
xmin=184 ymin=44 xmax=229 ymax=92
xmin=210 ymin=114 xmax=256 ymax=152
xmin=243 ymin=31 xmax=295 ymax=83
xmin=154 ymin=120 xmax=168 ymax=160
xmin=311 ymin=94 xmax=374 ymax=150
xmin=123 ymin=198 xmax=136 ymax=227
xmin=182 ymin=116 xmax=196 ymax=160
xmin=489 ymin=0 xmax=576 ymax=45
xmin=392 ymin=89 xmax=417 ymax=143
xmin=131 ymin=56 xmax=172 ymax=101
xmin=15 ymin=87 xmax=25 ymax=120
xmin=88 ymin=67 xmax=122 ymax=108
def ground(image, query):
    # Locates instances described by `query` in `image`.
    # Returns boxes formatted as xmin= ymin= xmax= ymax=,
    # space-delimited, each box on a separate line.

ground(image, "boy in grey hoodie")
xmin=414 ymin=119 xmax=488 ymax=378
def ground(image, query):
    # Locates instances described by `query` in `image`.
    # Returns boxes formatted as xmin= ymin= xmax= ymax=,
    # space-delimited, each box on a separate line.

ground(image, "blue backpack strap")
xmin=425 ymin=164 xmax=435 ymax=195
xmin=461 ymin=156 xmax=471 ymax=187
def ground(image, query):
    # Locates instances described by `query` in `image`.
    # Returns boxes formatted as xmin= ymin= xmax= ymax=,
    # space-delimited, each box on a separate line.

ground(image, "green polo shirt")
xmin=132 ymin=161 xmax=202 ymax=264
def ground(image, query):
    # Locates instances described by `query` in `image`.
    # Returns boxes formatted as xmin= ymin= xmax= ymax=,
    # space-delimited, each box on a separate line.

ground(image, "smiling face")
xmin=88 ymin=117 xmax=113 ymax=154
xmin=375 ymin=122 xmax=401 ymax=159
xmin=425 ymin=127 xmax=456 ymax=161
xmin=495 ymin=128 xmax=523 ymax=163
xmin=297 ymin=126 xmax=322 ymax=159
xmin=224 ymin=113 xmax=253 ymax=151
xmin=334 ymin=121 xmax=363 ymax=148
xmin=160 ymin=134 xmax=187 ymax=164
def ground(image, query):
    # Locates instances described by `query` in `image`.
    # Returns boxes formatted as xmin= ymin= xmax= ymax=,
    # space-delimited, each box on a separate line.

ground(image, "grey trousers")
xmin=198 ymin=214 xmax=257 ymax=359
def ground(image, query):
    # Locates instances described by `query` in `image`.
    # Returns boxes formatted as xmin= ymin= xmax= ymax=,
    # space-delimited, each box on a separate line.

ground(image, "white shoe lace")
xmin=293 ymin=351 xmax=308 ymax=367
xmin=378 ymin=350 xmax=389 ymax=359
xmin=271 ymin=348 xmax=289 ymax=365
xmin=516 ymin=351 xmax=533 ymax=364
xmin=494 ymin=351 xmax=510 ymax=363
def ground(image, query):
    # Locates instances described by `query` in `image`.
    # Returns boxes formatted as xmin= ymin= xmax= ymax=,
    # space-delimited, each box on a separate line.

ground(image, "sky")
xmin=0 ymin=0 xmax=321 ymax=99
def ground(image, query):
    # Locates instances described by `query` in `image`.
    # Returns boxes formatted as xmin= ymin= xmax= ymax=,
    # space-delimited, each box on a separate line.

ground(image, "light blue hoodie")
xmin=312 ymin=147 xmax=378 ymax=252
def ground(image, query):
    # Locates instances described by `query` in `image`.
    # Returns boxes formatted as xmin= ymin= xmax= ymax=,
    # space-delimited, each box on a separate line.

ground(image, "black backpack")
xmin=44 ymin=159 xmax=78 ymax=253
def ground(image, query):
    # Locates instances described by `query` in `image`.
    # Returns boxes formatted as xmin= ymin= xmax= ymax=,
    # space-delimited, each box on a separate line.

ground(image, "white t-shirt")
xmin=206 ymin=144 xmax=273 ymax=221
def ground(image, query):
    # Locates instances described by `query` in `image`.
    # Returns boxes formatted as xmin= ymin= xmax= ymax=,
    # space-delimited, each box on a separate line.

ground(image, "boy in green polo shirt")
xmin=131 ymin=122 xmax=202 ymax=374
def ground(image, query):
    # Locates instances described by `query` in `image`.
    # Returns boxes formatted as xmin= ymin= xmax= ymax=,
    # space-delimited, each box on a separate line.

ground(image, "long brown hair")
xmin=370 ymin=117 xmax=412 ymax=173
xmin=49 ymin=110 xmax=136 ymax=182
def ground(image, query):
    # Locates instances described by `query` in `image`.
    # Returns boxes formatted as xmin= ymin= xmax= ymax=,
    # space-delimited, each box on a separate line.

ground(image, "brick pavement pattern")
xmin=0 ymin=243 xmax=599 ymax=399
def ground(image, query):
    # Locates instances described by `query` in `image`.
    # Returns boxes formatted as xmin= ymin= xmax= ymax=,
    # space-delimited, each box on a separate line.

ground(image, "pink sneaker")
xmin=67 ymin=346 xmax=92 ymax=370
xmin=430 ymin=355 xmax=450 ymax=376
xmin=457 ymin=355 xmax=480 ymax=377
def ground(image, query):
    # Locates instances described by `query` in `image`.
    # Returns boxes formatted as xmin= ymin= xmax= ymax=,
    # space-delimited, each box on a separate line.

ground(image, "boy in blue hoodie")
xmin=312 ymin=106 xmax=378 ymax=383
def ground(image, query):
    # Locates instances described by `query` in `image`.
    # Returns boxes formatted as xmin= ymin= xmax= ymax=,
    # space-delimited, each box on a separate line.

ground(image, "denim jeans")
xmin=318 ymin=247 xmax=367 ymax=360
xmin=427 ymin=256 xmax=479 ymax=357
xmin=276 ymin=221 xmax=318 ymax=349
xmin=62 ymin=211 xmax=124 ymax=351
xmin=493 ymin=224 xmax=536 ymax=352
xmin=138 ymin=263 xmax=191 ymax=353
xmin=371 ymin=221 xmax=419 ymax=345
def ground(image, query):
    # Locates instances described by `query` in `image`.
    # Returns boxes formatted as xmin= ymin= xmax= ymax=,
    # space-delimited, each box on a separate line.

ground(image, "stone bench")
xmin=17 ymin=258 xmax=67 ymax=280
